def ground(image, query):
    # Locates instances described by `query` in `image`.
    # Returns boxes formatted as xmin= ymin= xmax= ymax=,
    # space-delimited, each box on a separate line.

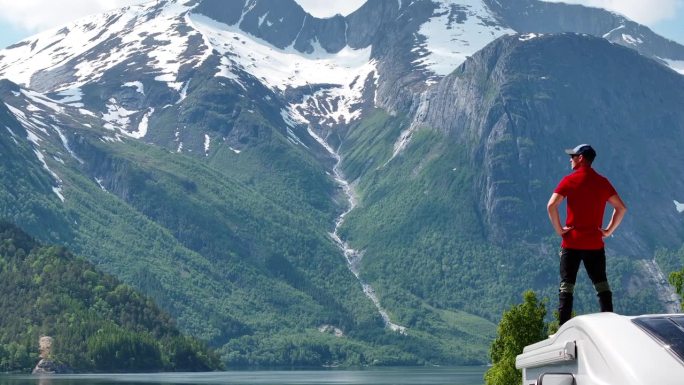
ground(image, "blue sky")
xmin=0 ymin=0 xmax=683 ymax=49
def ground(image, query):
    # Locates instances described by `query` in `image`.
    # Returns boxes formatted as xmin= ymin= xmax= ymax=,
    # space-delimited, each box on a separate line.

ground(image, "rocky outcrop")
xmin=638 ymin=260 xmax=682 ymax=313
xmin=194 ymin=0 xmax=357 ymax=54
xmin=32 ymin=359 xmax=72 ymax=375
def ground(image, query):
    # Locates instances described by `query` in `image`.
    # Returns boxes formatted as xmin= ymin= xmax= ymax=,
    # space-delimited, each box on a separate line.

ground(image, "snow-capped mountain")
xmin=0 ymin=0 xmax=507 ymax=142
xmin=2 ymin=0 xmax=682 ymax=146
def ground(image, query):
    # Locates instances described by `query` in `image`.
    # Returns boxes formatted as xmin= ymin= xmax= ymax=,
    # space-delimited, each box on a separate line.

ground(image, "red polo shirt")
xmin=554 ymin=165 xmax=617 ymax=250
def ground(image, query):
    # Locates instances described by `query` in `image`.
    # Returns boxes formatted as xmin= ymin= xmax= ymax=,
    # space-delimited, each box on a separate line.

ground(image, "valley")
xmin=1 ymin=0 xmax=683 ymax=368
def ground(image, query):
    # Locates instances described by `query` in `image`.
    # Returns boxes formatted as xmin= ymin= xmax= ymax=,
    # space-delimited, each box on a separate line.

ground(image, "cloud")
xmin=542 ymin=0 xmax=683 ymax=25
xmin=0 ymin=0 xmax=144 ymax=32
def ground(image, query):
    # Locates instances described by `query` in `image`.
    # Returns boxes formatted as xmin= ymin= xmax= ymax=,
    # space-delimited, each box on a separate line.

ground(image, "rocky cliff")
xmin=416 ymin=33 xmax=684 ymax=254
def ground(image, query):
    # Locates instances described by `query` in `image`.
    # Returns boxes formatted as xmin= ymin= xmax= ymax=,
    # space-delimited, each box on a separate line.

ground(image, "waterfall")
xmin=307 ymin=126 xmax=407 ymax=334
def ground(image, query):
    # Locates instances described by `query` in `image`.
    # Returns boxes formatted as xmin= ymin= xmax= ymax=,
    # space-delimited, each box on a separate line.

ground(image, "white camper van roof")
xmin=516 ymin=313 xmax=684 ymax=385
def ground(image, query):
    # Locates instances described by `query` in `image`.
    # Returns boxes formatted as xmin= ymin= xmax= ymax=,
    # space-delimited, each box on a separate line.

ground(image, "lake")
xmin=0 ymin=367 xmax=486 ymax=385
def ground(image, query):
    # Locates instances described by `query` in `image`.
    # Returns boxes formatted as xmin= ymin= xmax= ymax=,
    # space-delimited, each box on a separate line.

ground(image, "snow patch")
xmin=54 ymin=87 xmax=84 ymax=107
xmin=216 ymin=56 xmax=247 ymax=89
xmin=204 ymin=134 xmax=211 ymax=155
xmin=21 ymin=89 xmax=65 ymax=114
xmin=127 ymin=108 xmax=154 ymax=139
xmin=675 ymin=200 xmax=684 ymax=213
xmin=413 ymin=0 xmax=514 ymax=77
xmin=123 ymin=81 xmax=145 ymax=95
xmin=6 ymin=104 xmax=49 ymax=135
xmin=281 ymin=108 xmax=306 ymax=128
xmin=602 ymin=25 xmax=624 ymax=38
xmin=621 ymin=33 xmax=643 ymax=46
xmin=661 ymin=58 xmax=684 ymax=75
xmin=519 ymin=33 xmax=540 ymax=41
xmin=190 ymin=13 xmax=373 ymax=91
xmin=258 ymin=12 xmax=270 ymax=27
xmin=102 ymin=98 xmax=136 ymax=132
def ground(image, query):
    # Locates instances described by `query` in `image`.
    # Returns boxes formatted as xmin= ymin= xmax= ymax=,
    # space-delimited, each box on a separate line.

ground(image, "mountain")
xmin=339 ymin=32 xmax=684 ymax=322
xmin=485 ymin=0 xmax=684 ymax=66
xmin=0 ymin=0 xmax=683 ymax=366
xmin=0 ymin=221 xmax=220 ymax=372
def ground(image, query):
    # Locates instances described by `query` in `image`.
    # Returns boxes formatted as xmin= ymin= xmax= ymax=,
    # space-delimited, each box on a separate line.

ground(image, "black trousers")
xmin=558 ymin=248 xmax=613 ymax=325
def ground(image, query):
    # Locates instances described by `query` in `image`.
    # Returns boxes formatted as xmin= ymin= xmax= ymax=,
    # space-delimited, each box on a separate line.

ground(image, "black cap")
xmin=564 ymin=144 xmax=596 ymax=161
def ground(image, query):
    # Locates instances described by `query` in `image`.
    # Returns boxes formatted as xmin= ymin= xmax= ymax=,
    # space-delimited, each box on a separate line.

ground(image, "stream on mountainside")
xmin=306 ymin=126 xmax=407 ymax=334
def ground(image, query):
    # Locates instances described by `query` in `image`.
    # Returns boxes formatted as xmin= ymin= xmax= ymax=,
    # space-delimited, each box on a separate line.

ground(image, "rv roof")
xmin=632 ymin=315 xmax=684 ymax=365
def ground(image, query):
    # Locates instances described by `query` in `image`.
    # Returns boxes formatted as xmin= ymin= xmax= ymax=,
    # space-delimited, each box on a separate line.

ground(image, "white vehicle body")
xmin=515 ymin=313 xmax=684 ymax=385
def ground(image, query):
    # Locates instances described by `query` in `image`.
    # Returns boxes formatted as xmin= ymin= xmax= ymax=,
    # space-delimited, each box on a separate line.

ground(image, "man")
xmin=547 ymin=144 xmax=627 ymax=325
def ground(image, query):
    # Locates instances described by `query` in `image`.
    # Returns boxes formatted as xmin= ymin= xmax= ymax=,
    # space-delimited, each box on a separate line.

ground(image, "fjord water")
xmin=0 ymin=367 xmax=486 ymax=385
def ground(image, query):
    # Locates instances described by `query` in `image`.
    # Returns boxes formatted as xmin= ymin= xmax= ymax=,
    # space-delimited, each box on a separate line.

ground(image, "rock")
xmin=32 ymin=359 xmax=72 ymax=375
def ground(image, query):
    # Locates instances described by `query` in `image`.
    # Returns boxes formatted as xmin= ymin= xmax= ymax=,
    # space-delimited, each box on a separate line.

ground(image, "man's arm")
xmin=547 ymin=193 xmax=573 ymax=236
xmin=600 ymin=194 xmax=627 ymax=238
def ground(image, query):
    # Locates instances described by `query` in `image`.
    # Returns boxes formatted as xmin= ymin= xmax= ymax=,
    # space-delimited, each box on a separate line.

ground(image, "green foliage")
xmin=87 ymin=326 xmax=163 ymax=372
xmin=484 ymin=291 xmax=547 ymax=385
xmin=664 ymin=244 xmax=684 ymax=309
xmin=0 ymin=222 xmax=221 ymax=372
xmin=1 ymin=101 xmax=451 ymax=366
xmin=672 ymin=271 xmax=684 ymax=302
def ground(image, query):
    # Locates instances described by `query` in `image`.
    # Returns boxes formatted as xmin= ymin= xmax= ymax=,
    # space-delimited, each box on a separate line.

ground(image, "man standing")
xmin=547 ymin=144 xmax=627 ymax=325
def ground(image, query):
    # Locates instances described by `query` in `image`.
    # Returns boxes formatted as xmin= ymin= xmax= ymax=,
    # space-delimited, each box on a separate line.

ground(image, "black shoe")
xmin=598 ymin=291 xmax=613 ymax=313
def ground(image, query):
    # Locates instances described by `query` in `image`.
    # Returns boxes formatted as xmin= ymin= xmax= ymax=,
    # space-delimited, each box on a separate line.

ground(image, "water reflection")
xmin=1 ymin=367 xmax=485 ymax=385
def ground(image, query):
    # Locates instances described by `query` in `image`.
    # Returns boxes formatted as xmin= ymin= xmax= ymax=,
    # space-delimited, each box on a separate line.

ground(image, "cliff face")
xmin=417 ymin=33 xmax=684 ymax=254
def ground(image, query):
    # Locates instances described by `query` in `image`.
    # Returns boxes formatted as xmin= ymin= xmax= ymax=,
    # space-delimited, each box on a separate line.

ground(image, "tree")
xmin=484 ymin=290 xmax=547 ymax=385
xmin=670 ymin=270 xmax=684 ymax=309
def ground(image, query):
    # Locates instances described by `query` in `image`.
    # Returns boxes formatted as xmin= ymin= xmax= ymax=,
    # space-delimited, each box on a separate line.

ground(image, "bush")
xmin=484 ymin=291 xmax=547 ymax=385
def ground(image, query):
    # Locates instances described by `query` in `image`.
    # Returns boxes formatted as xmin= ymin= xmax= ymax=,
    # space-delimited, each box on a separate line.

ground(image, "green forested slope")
xmin=0 ymin=222 xmax=220 ymax=372
xmin=1 ymin=85 xmax=498 ymax=366
xmin=1 ymin=78 xmax=398 ymax=366
xmin=338 ymin=109 xmax=666 ymax=334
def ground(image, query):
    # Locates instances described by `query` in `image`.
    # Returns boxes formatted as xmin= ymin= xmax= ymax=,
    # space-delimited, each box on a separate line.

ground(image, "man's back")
xmin=554 ymin=166 xmax=616 ymax=250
